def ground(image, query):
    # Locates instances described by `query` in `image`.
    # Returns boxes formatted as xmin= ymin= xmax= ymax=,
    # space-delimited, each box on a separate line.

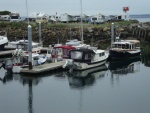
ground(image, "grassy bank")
xmin=0 ymin=20 xmax=139 ymax=29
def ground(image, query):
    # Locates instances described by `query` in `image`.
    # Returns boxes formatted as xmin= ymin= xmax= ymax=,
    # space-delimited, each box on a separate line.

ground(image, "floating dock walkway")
xmin=20 ymin=60 xmax=66 ymax=74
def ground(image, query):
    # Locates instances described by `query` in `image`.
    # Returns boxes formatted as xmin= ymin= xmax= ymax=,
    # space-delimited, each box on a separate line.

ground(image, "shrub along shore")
xmin=0 ymin=20 xmax=150 ymax=49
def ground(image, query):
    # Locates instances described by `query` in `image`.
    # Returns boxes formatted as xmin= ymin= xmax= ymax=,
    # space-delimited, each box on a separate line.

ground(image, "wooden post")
xmin=111 ymin=23 xmax=114 ymax=47
xmin=28 ymin=25 xmax=32 ymax=69
xmin=39 ymin=22 xmax=43 ymax=46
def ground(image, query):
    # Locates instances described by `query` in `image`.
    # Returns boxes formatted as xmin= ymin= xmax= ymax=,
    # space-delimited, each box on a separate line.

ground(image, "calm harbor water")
xmin=129 ymin=14 xmax=150 ymax=22
xmin=0 ymin=45 xmax=150 ymax=113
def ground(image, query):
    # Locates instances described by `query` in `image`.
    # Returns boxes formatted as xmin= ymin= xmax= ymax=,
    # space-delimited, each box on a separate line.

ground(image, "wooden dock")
xmin=20 ymin=60 xmax=66 ymax=74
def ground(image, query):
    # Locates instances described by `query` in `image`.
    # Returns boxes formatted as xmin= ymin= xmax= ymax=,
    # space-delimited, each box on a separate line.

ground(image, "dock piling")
xmin=28 ymin=25 xmax=32 ymax=69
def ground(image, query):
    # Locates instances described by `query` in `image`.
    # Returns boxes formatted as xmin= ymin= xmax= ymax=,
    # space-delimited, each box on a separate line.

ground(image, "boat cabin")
xmin=50 ymin=45 xmax=76 ymax=59
xmin=15 ymin=41 xmax=41 ymax=53
xmin=68 ymin=49 xmax=106 ymax=63
xmin=112 ymin=40 xmax=140 ymax=50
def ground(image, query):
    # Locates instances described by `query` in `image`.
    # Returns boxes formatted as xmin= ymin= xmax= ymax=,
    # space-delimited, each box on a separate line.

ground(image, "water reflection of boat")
xmin=66 ymin=64 xmax=108 ymax=88
xmin=108 ymin=57 xmax=141 ymax=75
xmin=0 ymin=68 xmax=13 ymax=84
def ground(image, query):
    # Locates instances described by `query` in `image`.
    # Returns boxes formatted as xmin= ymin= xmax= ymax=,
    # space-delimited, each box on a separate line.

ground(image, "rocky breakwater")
xmin=0 ymin=22 xmax=150 ymax=49
xmin=130 ymin=22 xmax=150 ymax=42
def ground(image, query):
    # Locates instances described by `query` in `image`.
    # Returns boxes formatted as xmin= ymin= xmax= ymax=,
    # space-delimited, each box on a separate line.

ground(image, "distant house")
xmin=49 ymin=15 xmax=61 ymax=22
xmin=59 ymin=13 xmax=75 ymax=23
xmin=10 ymin=12 xmax=21 ymax=22
xmin=105 ymin=15 xmax=124 ymax=22
xmin=28 ymin=12 xmax=39 ymax=22
xmin=0 ymin=15 xmax=10 ymax=21
xmin=90 ymin=14 xmax=105 ymax=24
xmin=73 ymin=14 xmax=89 ymax=22
xmin=59 ymin=13 xmax=89 ymax=23
xmin=35 ymin=12 xmax=49 ymax=23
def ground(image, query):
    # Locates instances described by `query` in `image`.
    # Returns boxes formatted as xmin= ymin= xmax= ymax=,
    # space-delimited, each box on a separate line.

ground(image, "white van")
xmin=10 ymin=12 xmax=21 ymax=22
xmin=91 ymin=16 xmax=105 ymax=24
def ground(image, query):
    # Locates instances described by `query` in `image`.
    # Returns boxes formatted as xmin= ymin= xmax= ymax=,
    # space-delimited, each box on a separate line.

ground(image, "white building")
xmin=59 ymin=13 xmax=74 ymax=23
xmin=35 ymin=12 xmax=49 ymax=23
xmin=0 ymin=15 xmax=10 ymax=21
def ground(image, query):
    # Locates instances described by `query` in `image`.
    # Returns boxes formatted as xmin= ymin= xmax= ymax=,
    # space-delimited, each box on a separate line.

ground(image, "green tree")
xmin=0 ymin=10 xmax=11 ymax=15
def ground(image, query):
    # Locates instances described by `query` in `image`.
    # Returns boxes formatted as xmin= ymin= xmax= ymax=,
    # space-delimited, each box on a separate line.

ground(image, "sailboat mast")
xmin=26 ymin=0 xmax=29 ymax=25
xmin=80 ymin=0 xmax=83 ymax=44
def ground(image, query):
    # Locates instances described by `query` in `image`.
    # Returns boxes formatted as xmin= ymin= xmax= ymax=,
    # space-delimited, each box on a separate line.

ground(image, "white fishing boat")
xmin=8 ymin=40 xmax=42 ymax=53
xmin=109 ymin=39 xmax=141 ymax=60
xmin=12 ymin=52 xmax=47 ymax=73
xmin=65 ymin=39 xmax=90 ymax=49
xmin=0 ymin=49 xmax=47 ymax=74
xmin=63 ymin=47 xmax=109 ymax=71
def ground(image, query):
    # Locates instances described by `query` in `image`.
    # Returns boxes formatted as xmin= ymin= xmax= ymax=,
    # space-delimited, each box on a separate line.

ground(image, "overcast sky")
xmin=0 ymin=0 xmax=150 ymax=16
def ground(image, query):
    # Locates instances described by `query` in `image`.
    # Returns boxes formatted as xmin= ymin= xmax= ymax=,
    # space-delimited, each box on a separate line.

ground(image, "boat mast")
xmin=111 ymin=23 xmax=114 ymax=47
xmin=80 ymin=0 xmax=83 ymax=44
xmin=26 ymin=0 xmax=32 ymax=69
xmin=25 ymin=0 xmax=29 ymax=25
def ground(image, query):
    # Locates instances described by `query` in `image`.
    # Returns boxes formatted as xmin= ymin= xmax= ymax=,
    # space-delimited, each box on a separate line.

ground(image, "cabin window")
xmin=99 ymin=52 xmax=105 ymax=57
xmin=11 ymin=16 xmax=19 ymax=19
xmin=92 ymin=17 xmax=97 ymax=20
xmin=47 ymin=49 xmax=52 ymax=54
xmin=71 ymin=51 xmax=82 ymax=59
xmin=132 ymin=45 xmax=135 ymax=49
xmin=130 ymin=45 xmax=132 ymax=49
xmin=113 ymin=44 xmax=129 ymax=49
xmin=63 ymin=49 xmax=69 ymax=57
xmin=102 ymin=52 xmax=105 ymax=56
xmin=125 ymin=44 xmax=129 ymax=49
xmin=85 ymin=53 xmax=92 ymax=60
xmin=32 ymin=45 xmax=37 ymax=48
xmin=17 ymin=45 xmax=27 ymax=51
xmin=57 ymin=48 xmax=62 ymax=54
xmin=52 ymin=49 xmax=58 ymax=55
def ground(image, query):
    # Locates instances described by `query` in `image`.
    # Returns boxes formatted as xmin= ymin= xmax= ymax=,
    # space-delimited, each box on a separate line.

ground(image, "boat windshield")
xmin=70 ymin=51 xmax=83 ymax=60
xmin=113 ymin=44 xmax=130 ymax=49
xmin=17 ymin=44 xmax=27 ymax=51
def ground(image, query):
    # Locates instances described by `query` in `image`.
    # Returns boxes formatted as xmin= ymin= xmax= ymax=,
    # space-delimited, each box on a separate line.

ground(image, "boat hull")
xmin=0 ymin=43 xmax=5 ymax=51
xmin=73 ymin=59 xmax=107 ymax=70
xmin=109 ymin=50 xmax=141 ymax=60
